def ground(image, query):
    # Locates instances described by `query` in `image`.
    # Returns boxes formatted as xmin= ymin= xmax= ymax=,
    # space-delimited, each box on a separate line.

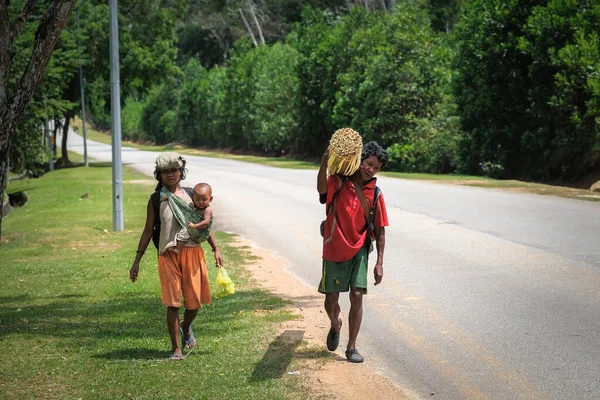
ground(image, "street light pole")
xmin=76 ymin=3 xmax=88 ymax=167
xmin=109 ymin=0 xmax=124 ymax=231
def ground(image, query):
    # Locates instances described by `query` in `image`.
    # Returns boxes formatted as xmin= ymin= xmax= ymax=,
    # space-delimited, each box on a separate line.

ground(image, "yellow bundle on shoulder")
xmin=327 ymin=127 xmax=363 ymax=176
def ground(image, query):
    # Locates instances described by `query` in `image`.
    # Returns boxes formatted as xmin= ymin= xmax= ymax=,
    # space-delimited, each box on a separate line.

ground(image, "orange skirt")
xmin=157 ymin=246 xmax=212 ymax=309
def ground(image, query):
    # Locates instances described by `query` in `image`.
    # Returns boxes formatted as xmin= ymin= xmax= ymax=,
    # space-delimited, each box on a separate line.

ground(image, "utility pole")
xmin=77 ymin=3 xmax=89 ymax=167
xmin=109 ymin=0 xmax=124 ymax=231
xmin=44 ymin=119 xmax=54 ymax=171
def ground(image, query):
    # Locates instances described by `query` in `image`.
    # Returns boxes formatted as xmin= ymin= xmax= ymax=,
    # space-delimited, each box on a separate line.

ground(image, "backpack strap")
xmin=369 ymin=186 xmax=381 ymax=233
xmin=150 ymin=190 xmax=161 ymax=249
xmin=183 ymin=186 xmax=194 ymax=200
xmin=355 ymin=183 xmax=380 ymax=234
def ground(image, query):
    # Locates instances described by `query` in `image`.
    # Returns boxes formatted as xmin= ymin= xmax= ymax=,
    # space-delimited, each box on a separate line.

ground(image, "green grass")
xmin=380 ymin=171 xmax=495 ymax=181
xmin=0 ymin=162 xmax=327 ymax=400
xmin=69 ymin=117 xmax=599 ymax=201
xmin=381 ymin=171 xmax=600 ymax=201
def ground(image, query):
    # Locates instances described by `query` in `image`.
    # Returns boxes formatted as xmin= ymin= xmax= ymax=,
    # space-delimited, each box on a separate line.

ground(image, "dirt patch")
xmin=66 ymin=240 xmax=120 ymax=252
xmin=126 ymin=179 xmax=156 ymax=185
xmin=234 ymin=238 xmax=408 ymax=400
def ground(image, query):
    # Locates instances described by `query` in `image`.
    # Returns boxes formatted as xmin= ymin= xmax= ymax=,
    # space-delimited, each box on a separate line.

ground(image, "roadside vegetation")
xmin=0 ymin=157 xmax=328 ymax=399
xmin=8 ymin=0 xmax=599 ymax=189
xmin=70 ymin=118 xmax=600 ymax=202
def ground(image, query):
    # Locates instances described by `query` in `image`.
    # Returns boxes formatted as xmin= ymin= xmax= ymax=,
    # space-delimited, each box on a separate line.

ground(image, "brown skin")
xmin=129 ymin=168 xmax=224 ymax=358
xmin=317 ymin=152 xmax=386 ymax=355
xmin=187 ymin=184 xmax=213 ymax=230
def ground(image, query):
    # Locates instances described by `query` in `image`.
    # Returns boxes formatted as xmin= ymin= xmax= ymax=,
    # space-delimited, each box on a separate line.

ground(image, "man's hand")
xmin=321 ymin=149 xmax=329 ymax=166
xmin=374 ymin=262 xmax=383 ymax=285
xmin=130 ymin=263 xmax=139 ymax=282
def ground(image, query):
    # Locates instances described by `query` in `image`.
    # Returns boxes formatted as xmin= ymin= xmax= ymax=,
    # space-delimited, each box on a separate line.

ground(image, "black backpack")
xmin=150 ymin=186 xmax=194 ymax=249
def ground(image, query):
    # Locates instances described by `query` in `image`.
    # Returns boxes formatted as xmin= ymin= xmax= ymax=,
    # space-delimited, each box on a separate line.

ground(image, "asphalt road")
xmin=65 ymin=132 xmax=600 ymax=400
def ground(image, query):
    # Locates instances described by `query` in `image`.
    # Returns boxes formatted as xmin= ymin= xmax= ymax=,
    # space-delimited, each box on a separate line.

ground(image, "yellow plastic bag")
xmin=215 ymin=267 xmax=235 ymax=299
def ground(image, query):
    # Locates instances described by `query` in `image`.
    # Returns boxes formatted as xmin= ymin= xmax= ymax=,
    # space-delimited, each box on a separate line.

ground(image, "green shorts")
xmin=318 ymin=247 xmax=368 ymax=294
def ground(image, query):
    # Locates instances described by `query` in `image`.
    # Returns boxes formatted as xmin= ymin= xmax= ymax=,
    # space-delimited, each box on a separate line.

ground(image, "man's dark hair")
xmin=361 ymin=141 xmax=388 ymax=169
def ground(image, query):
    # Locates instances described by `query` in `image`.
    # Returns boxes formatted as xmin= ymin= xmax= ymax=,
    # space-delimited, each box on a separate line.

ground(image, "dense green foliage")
xmin=454 ymin=0 xmax=600 ymax=180
xmin=10 ymin=0 xmax=600 ymax=182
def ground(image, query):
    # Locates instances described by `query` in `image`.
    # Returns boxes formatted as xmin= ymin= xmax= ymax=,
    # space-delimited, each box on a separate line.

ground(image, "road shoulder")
xmin=234 ymin=237 xmax=409 ymax=400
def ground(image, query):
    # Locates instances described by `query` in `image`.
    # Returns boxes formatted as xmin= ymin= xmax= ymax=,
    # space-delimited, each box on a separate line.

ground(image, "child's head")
xmin=192 ymin=183 xmax=213 ymax=209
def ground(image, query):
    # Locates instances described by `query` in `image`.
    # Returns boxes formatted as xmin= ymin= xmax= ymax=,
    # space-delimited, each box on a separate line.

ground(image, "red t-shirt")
xmin=322 ymin=175 xmax=389 ymax=262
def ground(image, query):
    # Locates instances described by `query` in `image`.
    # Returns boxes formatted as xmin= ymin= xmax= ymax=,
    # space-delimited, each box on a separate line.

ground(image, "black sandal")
xmin=326 ymin=327 xmax=340 ymax=351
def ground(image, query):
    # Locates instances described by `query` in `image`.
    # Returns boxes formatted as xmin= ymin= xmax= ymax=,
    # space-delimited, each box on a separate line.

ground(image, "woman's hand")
xmin=213 ymin=247 xmax=224 ymax=267
xmin=130 ymin=262 xmax=140 ymax=282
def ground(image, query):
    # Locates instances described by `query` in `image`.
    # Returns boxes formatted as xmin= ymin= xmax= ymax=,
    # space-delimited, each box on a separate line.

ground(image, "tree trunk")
xmin=247 ymin=0 xmax=265 ymax=45
xmin=53 ymin=118 xmax=61 ymax=157
xmin=0 ymin=0 xmax=78 ymax=241
xmin=61 ymin=109 xmax=74 ymax=161
xmin=60 ymin=76 xmax=79 ymax=162
xmin=238 ymin=8 xmax=258 ymax=47
xmin=379 ymin=0 xmax=387 ymax=11
xmin=0 ymin=128 xmax=9 ymax=239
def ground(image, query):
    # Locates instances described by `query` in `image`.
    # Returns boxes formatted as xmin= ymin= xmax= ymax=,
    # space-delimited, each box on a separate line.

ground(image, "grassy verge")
xmin=381 ymin=171 xmax=600 ymax=201
xmin=0 ymin=162 xmax=323 ymax=400
xmin=70 ymin=117 xmax=599 ymax=201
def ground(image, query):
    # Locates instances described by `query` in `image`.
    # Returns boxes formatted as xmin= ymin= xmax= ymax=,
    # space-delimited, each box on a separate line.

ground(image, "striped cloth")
xmin=162 ymin=188 xmax=212 ymax=243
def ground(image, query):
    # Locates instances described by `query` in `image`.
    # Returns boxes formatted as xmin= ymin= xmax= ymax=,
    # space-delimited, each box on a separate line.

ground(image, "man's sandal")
xmin=169 ymin=353 xmax=183 ymax=361
xmin=326 ymin=319 xmax=341 ymax=351
xmin=345 ymin=348 xmax=364 ymax=363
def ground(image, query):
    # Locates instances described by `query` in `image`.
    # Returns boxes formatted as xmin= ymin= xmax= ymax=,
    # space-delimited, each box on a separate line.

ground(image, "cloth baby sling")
xmin=151 ymin=187 xmax=212 ymax=249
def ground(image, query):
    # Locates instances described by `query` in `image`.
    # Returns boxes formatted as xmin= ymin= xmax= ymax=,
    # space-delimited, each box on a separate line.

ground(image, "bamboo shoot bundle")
xmin=327 ymin=127 xmax=363 ymax=176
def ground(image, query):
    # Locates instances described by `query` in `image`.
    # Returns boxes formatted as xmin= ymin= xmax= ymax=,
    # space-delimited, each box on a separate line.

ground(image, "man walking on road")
xmin=317 ymin=141 xmax=389 ymax=363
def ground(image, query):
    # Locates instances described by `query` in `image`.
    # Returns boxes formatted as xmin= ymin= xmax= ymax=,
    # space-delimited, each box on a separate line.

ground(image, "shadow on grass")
xmin=0 ymin=295 xmax=31 ymax=304
xmin=249 ymin=329 xmax=304 ymax=381
xmin=92 ymin=348 xmax=171 ymax=360
xmin=0 ymin=289 xmax=289 ymax=347
xmin=6 ymin=186 xmax=37 ymax=195
xmin=87 ymin=162 xmax=113 ymax=168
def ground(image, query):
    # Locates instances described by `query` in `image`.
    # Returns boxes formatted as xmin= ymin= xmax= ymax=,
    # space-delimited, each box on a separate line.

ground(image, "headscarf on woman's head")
xmin=153 ymin=152 xmax=187 ymax=190
xmin=156 ymin=152 xmax=186 ymax=170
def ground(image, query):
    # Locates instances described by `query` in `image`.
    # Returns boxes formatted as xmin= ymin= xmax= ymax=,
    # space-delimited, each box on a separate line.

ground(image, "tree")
xmin=0 ymin=0 xmax=78 ymax=240
xmin=426 ymin=0 xmax=463 ymax=32
xmin=454 ymin=0 xmax=599 ymax=180
xmin=9 ymin=10 xmax=79 ymax=174
xmin=453 ymin=0 xmax=544 ymax=178
xmin=58 ymin=0 xmax=184 ymax=162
